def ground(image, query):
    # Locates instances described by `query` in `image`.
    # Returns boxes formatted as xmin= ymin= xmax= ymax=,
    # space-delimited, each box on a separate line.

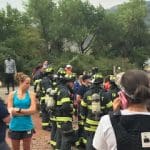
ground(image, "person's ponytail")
xmin=133 ymin=85 xmax=150 ymax=103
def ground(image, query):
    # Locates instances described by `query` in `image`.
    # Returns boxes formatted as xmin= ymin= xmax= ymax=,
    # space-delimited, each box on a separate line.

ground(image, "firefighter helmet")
xmin=92 ymin=73 xmax=103 ymax=84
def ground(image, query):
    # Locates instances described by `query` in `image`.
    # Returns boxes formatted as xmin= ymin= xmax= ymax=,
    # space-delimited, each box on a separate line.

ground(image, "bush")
xmin=49 ymin=51 xmax=136 ymax=75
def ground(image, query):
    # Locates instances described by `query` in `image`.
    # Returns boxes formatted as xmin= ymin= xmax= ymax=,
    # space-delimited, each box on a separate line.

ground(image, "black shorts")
xmin=5 ymin=73 xmax=14 ymax=84
xmin=8 ymin=129 xmax=35 ymax=140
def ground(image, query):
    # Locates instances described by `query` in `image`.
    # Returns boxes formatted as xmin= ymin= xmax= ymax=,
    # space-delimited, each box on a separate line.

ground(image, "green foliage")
xmin=0 ymin=0 xmax=150 ymax=79
xmin=112 ymin=0 xmax=148 ymax=55
xmin=57 ymin=0 xmax=104 ymax=43
xmin=130 ymin=47 xmax=150 ymax=67
xmin=50 ymin=51 xmax=136 ymax=75
xmin=0 ymin=5 xmax=45 ymax=79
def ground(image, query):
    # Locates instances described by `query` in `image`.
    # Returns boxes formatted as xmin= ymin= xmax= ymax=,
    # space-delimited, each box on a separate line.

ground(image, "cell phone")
xmin=118 ymin=91 xmax=128 ymax=109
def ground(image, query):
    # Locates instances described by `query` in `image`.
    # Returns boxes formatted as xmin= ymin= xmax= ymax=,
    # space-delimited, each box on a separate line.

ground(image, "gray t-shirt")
xmin=4 ymin=59 xmax=16 ymax=74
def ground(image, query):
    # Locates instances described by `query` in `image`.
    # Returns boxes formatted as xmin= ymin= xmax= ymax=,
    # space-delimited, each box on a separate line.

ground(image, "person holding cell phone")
xmin=93 ymin=70 xmax=150 ymax=150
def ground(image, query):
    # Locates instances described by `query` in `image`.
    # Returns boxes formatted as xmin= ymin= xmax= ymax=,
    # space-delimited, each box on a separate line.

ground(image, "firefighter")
xmin=75 ymin=74 xmax=92 ymax=148
xmin=65 ymin=64 xmax=73 ymax=75
xmin=55 ymin=74 xmax=75 ymax=150
xmin=104 ymin=75 xmax=111 ymax=91
xmin=33 ymin=65 xmax=43 ymax=116
xmin=47 ymin=74 xmax=59 ymax=148
xmin=109 ymin=75 xmax=120 ymax=100
xmin=40 ymin=67 xmax=54 ymax=130
xmin=80 ymin=74 xmax=113 ymax=150
xmin=93 ymin=70 xmax=150 ymax=150
xmin=32 ymin=63 xmax=43 ymax=93
xmin=91 ymin=67 xmax=99 ymax=76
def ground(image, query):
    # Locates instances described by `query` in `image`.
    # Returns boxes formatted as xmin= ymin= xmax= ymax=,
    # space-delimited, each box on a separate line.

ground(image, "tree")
xmin=0 ymin=5 xmax=44 ymax=77
xmin=57 ymin=0 xmax=105 ymax=53
xmin=115 ymin=0 xmax=148 ymax=57
xmin=27 ymin=0 xmax=57 ymax=52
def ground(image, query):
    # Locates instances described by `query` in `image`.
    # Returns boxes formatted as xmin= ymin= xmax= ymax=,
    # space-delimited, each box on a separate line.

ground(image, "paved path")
xmin=0 ymin=87 xmax=52 ymax=150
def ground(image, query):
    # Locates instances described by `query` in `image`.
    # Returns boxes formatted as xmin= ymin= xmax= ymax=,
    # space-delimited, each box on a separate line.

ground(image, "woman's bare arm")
xmin=7 ymin=91 xmax=37 ymax=116
xmin=18 ymin=91 xmax=37 ymax=115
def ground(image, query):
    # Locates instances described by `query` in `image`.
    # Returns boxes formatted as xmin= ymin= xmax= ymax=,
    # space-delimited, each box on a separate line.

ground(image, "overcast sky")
xmin=89 ymin=0 xmax=129 ymax=8
xmin=0 ymin=0 xmax=149 ymax=10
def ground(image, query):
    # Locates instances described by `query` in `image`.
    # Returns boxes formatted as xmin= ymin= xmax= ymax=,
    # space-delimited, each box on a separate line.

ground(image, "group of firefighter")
xmin=32 ymin=63 xmax=120 ymax=150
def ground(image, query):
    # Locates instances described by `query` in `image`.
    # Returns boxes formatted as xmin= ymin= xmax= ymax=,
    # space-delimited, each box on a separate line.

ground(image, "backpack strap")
xmin=109 ymin=110 xmax=121 ymax=128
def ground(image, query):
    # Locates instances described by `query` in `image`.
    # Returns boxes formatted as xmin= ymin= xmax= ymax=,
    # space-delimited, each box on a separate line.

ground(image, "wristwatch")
xmin=16 ymin=108 xmax=22 ymax=113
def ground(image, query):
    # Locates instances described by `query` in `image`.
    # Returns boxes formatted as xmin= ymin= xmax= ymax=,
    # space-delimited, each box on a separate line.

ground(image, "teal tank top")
xmin=9 ymin=90 xmax=34 ymax=131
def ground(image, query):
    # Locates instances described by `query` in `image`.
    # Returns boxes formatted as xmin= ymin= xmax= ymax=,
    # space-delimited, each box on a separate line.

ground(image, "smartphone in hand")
xmin=118 ymin=91 xmax=128 ymax=109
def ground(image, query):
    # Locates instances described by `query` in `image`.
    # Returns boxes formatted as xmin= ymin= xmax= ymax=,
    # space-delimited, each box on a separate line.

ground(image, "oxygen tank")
xmin=91 ymin=93 xmax=101 ymax=114
xmin=45 ymin=94 xmax=55 ymax=109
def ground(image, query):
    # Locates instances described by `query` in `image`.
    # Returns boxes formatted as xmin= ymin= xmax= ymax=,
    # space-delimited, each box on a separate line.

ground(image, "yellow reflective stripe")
xmin=80 ymin=115 xmax=85 ymax=120
xmin=57 ymin=100 xmax=62 ymax=105
xmin=112 ymin=93 xmax=116 ymax=97
xmin=86 ymin=118 xmax=99 ymax=125
xmin=88 ymin=105 xmax=106 ymax=110
xmin=41 ymin=97 xmax=45 ymax=100
xmin=61 ymin=97 xmax=70 ymax=103
xmin=40 ymin=97 xmax=45 ymax=103
xmin=34 ymin=79 xmax=41 ymax=84
xmin=50 ymin=140 xmax=56 ymax=146
xmin=82 ymin=138 xmax=87 ymax=144
xmin=87 ymin=96 xmax=92 ymax=100
xmin=87 ymin=105 xmax=92 ymax=110
xmin=101 ymin=106 xmax=106 ymax=110
xmin=84 ymin=126 xmax=97 ymax=132
xmin=56 ymin=117 xmax=72 ymax=122
xmin=50 ymin=117 xmax=56 ymax=121
xmin=54 ymin=88 xmax=58 ymax=92
xmin=106 ymin=101 xmax=113 ymax=108
xmin=42 ymin=123 xmax=49 ymax=126
xmin=75 ymin=137 xmax=86 ymax=146
xmin=78 ymin=120 xmax=84 ymax=125
xmin=81 ymin=100 xmax=87 ymax=107
xmin=33 ymin=81 xmax=36 ymax=85
xmin=57 ymin=123 xmax=61 ymax=128
xmin=57 ymin=91 xmax=60 ymax=95
xmin=73 ymin=108 xmax=75 ymax=112
xmin=75 ymin=141 xmax=80 ymax=146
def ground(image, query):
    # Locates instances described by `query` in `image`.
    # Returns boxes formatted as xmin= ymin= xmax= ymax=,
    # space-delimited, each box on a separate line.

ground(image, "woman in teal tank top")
xmin=7 ymin=72 xmax=36 ymax=150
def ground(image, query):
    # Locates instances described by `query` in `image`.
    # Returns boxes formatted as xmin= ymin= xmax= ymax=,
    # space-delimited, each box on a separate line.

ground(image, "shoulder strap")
xmin=109 ymin=110 xmax=121 ymax=126
xmin=13 ymin=90 xmax=17 ymax=97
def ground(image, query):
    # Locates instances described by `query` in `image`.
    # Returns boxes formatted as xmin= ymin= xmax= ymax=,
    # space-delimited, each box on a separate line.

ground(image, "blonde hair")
xmin=15 ymin=72 xmax=30 ymax=84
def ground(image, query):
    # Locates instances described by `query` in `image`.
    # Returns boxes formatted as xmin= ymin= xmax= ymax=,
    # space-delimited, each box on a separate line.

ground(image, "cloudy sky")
xmin=0 ymin=0 xmax=149 ymax=10
xmin=89 ymin=0 xmax=129 ymax=8
xmin=0 ymin=0 xmax=130 ymax=10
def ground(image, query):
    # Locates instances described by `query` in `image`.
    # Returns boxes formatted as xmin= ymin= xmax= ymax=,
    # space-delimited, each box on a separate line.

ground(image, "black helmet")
xmin=64 ymin=74 xmax=75 ymax=82
xmin=92 ymin=67 xmax=99 ymax=74
xmin=92 ymin=73 xmax=103 ymax=84
xmin=45 ymin=67 xmax=54 ymax=74
xmin=57 ymin=68 xmax=66 ymax=76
